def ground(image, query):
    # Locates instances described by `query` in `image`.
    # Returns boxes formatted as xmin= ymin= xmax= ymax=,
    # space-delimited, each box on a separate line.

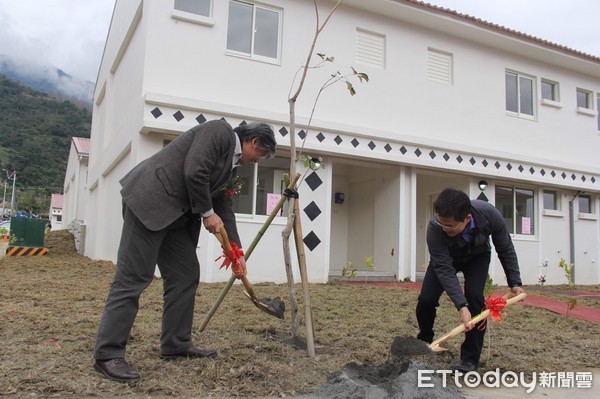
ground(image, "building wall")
xmin=82 ymin=0 xmax=600 ymax=284
xmin=63 ymin=142 xmax=89 ymax=229
xmin=138 ymin=0 xmax=599 ymax=167
xmin=62 ymin=141 xmax=79 ymax=227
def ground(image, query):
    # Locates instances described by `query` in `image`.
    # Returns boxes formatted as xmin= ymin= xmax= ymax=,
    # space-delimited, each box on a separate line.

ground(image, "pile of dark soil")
xmin=301 ymin=360 xmax=463 ymax=399
xmin=302 ymin=336 xmax=462 ymax=399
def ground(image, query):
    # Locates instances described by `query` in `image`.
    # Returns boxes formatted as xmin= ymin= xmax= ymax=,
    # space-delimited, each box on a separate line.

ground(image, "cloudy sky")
xmin=0 ymin=0 xmax=115 ymax=82
xmin=425 ymin=0 xmax=600 ymax=58
xmin=0 ymin=0 xmax=598 ymax=84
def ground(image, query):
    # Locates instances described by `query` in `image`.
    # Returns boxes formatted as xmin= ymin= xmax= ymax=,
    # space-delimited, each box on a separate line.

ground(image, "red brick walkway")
xmin=341 ymin=281 xmax=600 ymax=323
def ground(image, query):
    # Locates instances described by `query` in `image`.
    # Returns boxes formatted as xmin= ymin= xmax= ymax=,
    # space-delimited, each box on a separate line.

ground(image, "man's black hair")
xmin=434 ymin=188 xmax=471 ymax=221
xmin=234 ymin=122 xmax=277 ymax=159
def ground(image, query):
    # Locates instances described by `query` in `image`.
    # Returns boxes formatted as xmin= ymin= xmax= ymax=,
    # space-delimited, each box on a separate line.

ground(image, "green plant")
xmin=558 ymin=258 xmax=576 ymax=316
xmin=558 ymin=258 xmax=574 ymax=287
xmin=298 ymin=154 xmax=324 ymax=170
xmin=341 ymin=256 xmax=376 ymax=279
xmin=538 ymin=260 xmax=548 ymax=286
xmin=483 ymin=274 xmax=497 ymax=298
xmin=341 ymin=261 xmax=356 ymax=279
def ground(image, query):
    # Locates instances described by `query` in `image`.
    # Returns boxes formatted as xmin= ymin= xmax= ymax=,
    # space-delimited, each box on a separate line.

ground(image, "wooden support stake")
xmin=292 ymin=197 xmax=315 ymax=357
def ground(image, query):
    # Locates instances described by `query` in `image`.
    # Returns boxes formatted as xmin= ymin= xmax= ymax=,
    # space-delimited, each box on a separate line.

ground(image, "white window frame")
xmin=226 ymin=1 xmax=282 ymax=64
xmin=576 ymin=88 xmax=597 ymax=116
xmin=540 ymin=78 xmax=562 ymax=108
xmin=172 ymin=0 xmax=214 ymax=26
xmin=597 ymin=94 xmax=600 ymax=131
xmin=542 ymin=189 xmax=563 ymax=217
xmin=577 ymin=194 xmax=598 ymax=221
xmin=505 ymin=70 xmax=536 ymax=120
xmin=576 ymin=88 xmax=593 ymax=109
xmin=495 ymin=184 xmax=536 ymax=238
xmin=231 ymin=155 xmax=290 ymax=219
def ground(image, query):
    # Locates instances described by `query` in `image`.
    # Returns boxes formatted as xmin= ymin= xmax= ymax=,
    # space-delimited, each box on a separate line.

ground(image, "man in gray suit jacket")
xmin=93 ymin=120 xmax=276 ymax=383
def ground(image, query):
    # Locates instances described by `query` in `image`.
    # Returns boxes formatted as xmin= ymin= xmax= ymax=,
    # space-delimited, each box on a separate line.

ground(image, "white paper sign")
xmin=266 ymin=193 xmax=282 ymax=215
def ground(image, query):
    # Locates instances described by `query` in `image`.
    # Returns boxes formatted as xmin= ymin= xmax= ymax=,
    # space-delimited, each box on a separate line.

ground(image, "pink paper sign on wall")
xmin=266 ymin=193 xmax=282 ymax=215
xmin=521 ymin=217 xmax=531 ymax=235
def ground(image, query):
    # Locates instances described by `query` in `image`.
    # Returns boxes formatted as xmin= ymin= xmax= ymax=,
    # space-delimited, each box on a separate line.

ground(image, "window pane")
xmin=541 ymin=81 xmax=552 ymax=100
xmin=227 ymin=2 xmax=253 ymax=54
xmin=231 ymin=165 xmax=254 ymax=214
xmin=230 ymin=156 xmax=291 ymax=216
xmin=256 ymin=156 xmax=289 ymax=216
xmin=579 ymin=195 xmax=591 ymax=214
xmin=519 ymin=76 xmax=533 ymax=115
xmin=505 ymin=73 xmax=518 ymax=113
xmin=495 ymin=186 xmax=514 ymax=234
xmin=597 ymin=95 xmax=600 ymax=131
xmin=515 ymin=188 xmax=534 ymax=235
xmin=543 ymin=190 xmax=557 ymax=210
xmin=175 ymin=0 xmax=211 ymax=16
xmin=254 ymin=7 xmax=279 ymax=58
xmin=576 ymin=90 xmax=589 ymax=108
xmin=541 ymin=80 xmax=556 ymax=101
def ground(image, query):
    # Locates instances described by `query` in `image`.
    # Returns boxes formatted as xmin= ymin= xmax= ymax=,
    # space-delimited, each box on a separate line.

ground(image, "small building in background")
xmin=49 ymin=194 xmax=63 ymax=231
xmin=61 ymin=137 xmax=90 ymax=253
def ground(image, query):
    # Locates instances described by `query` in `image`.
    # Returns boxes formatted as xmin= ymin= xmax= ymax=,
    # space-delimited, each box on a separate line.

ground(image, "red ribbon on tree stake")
xmin=485 ymin=296 xmax=507 ymax=322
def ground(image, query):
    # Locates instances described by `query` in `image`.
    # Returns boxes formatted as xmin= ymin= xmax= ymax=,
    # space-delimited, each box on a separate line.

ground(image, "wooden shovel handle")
xmin=216 ymin=228 xmax=257 ymax=299
xmin=429 ymin=292 xmax=527 ymax=351
xmin=217 ymin=228 xmax=233 ymax=253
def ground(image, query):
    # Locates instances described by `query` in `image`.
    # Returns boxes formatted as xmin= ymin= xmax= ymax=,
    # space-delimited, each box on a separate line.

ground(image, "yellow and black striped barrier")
xmin=5 ymin=246 xmax=48 ymax=256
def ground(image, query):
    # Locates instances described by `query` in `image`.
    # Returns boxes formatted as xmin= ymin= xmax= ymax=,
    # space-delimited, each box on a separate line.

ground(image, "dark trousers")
xmin=416 ymin=252 xmax=491 ymax=365
xmin=94 ymin=204 xmax=201 ymax=360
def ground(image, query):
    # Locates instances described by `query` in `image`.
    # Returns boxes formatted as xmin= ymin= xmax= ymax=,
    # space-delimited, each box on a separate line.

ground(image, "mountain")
xmin=0 ymin=55 xmax=94 ymax=108
xmin=0 ymin=74 xmax=92 ymax=215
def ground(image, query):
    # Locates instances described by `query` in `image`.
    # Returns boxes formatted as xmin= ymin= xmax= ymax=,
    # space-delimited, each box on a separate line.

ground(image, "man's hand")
xmin=459 ymin=306 xmax=473 ymax=331
xmin=508 ymin=286 xmax=525 ymax=298
xmin=203 ymin=214 xmax=223 ymax=234
xmin=232 ymin=257 xmax=248 ymax=279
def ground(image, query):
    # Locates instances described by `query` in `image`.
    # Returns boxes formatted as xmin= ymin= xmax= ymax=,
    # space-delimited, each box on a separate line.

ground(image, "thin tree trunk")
xmin=282 ymin=196 xmax=299 ymax=337
xmin=292 ymin=198 xmax=315 ymax=357
xmin=284 ymin=0 xmax=344 ymax=358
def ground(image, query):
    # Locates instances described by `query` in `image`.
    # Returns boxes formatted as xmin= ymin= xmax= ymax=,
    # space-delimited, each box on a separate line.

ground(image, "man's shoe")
xmin=451 ymin=360 xmax=478 ymax=373
xmin=94 ymin=358 xmax=140 ymax=383
xmin=160 ymin=346 xmax=217 ymax=360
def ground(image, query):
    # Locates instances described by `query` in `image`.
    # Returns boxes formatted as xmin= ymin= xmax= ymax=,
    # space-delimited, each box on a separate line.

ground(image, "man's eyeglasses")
xmin=433 ymin=217 xmax=464 ymax=231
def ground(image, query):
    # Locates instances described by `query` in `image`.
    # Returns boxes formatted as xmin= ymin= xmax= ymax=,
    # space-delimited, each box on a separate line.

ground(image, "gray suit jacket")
xmin=120 ymin=120 xmax=241 ymax=245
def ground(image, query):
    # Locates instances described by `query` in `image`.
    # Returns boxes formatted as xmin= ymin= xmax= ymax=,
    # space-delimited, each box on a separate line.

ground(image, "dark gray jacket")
xmin=119 ymin=120 xmax=240 ymax=246
xmin=426 ymin=199 xmax=522 ymax=309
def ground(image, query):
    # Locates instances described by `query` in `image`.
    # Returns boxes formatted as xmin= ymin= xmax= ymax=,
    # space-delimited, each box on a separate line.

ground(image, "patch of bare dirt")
xmin=0 ymin=230 xmax=598 ymax=398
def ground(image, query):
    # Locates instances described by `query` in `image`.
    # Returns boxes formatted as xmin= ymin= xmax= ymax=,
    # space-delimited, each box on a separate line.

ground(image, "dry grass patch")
xmin=0 ymin=231 xmax=598 ymax=398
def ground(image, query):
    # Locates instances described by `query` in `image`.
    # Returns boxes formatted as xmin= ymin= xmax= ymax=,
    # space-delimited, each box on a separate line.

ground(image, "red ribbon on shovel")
xmin=485 ymin=296 xmax=507 ymax=322
xmin=216 ymin=242 xmax=244 ymax=270
xmin=477 ymin=295 xmax=507 ymax=331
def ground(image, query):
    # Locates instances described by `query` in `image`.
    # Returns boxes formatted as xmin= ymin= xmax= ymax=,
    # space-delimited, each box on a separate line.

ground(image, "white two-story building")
xmin=72 ymin=0 xmax=600 ymax=286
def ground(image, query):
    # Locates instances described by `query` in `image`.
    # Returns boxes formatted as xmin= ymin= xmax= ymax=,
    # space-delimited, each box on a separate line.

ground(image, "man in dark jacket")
xmin=416 ymin=188 xmax=525 ymax=372
xmin=93 ymin=120 xmax=276 ymax=382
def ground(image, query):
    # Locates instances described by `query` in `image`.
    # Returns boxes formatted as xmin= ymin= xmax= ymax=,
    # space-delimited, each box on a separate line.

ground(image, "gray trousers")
xmin=94 ymin=204 xmax=201 ymax=360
